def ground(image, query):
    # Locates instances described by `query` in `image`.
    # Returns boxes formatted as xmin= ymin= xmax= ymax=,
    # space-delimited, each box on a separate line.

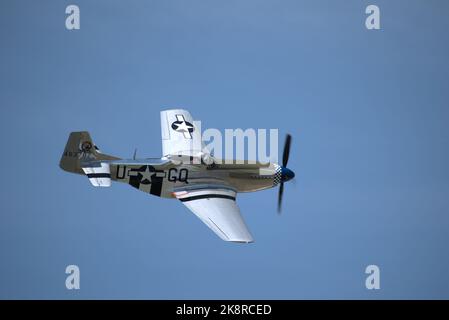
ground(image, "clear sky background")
xmin=1 ymin=0 xmax=449 ymax=299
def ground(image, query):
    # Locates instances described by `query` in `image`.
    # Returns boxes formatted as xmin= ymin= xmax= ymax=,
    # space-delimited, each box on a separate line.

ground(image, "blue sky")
xmin=1 ymin=0 xmax=449 ymax=299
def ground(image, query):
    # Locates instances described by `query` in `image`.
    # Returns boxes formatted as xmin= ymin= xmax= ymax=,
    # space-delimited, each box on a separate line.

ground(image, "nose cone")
xmin=281 ymin=167 xmax=295 ymax=182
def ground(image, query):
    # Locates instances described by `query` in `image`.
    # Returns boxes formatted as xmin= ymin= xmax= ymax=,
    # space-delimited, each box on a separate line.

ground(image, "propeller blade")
xmin=282 ymin=134 xmax=292 ymax=167
xmin=277 ymin=182 xmax=284 ymax=214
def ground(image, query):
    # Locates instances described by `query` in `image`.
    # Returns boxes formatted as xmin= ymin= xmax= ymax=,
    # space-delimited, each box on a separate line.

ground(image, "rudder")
xmin=59 ymin=131 xmax=118 ymax=175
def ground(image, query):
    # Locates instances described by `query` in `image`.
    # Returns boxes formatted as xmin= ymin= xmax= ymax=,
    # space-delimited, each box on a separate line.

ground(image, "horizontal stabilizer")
xmin=82 ymin=163 xmax=111 ymax=187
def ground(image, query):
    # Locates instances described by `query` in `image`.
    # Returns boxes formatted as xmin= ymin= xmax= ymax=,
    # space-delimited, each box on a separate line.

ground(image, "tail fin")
xmin=59 ymin=131 xmax=119 ymax=175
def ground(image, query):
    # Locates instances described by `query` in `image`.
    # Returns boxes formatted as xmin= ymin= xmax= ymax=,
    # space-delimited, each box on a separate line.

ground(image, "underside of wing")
xmin=160 ymin=109 xmax=209 ymax=158
xmin=174 ymin=188 xmax=254 ymax=243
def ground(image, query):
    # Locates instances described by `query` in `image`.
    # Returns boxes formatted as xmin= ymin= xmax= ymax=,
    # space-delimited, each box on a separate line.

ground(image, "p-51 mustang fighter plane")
xmin=60 ymin=109 xmax=295 ymax=243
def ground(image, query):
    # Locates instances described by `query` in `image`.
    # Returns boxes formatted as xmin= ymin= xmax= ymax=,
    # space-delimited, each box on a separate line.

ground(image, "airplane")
xmin=59 ymin=109 xmax=295 ymax=243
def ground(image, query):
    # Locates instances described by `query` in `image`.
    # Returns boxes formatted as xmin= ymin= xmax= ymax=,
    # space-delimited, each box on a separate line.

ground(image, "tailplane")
xmin=59 ymin=131 xmax=119 ymax=186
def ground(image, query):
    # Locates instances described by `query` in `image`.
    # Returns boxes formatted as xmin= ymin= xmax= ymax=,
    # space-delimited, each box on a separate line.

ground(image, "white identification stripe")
xmin=174 ymin=189 xmax=236 ymax=199
xmin=82 ymin=167 xmax=94 ymax=175
xmin=82 ymin=163 xmax=111 ymax=187
xmin=88 ymin=177 xmax=111 ymax=187
xmin=82 ymin=162 xmax=110 ymax=174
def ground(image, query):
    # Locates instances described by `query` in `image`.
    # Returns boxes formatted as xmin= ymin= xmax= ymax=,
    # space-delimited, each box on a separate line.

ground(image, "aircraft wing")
xmin=173 ymin=188 xmax=254 ymax=243
xmin=160 ymin=109 xmax=209 ymax=157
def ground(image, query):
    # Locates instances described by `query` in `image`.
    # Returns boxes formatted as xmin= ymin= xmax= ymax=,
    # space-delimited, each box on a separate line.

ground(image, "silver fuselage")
xmin=108 ymin=158 xmax=281 ymax=198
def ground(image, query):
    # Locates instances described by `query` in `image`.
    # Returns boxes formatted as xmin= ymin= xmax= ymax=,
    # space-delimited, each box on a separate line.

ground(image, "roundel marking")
xmin=171 ymin=114 xmax=194 ymax=139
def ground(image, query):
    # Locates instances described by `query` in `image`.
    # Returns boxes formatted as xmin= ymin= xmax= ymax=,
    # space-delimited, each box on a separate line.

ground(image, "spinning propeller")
xmin=277 ymin=134 xmax=295 ymax=214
